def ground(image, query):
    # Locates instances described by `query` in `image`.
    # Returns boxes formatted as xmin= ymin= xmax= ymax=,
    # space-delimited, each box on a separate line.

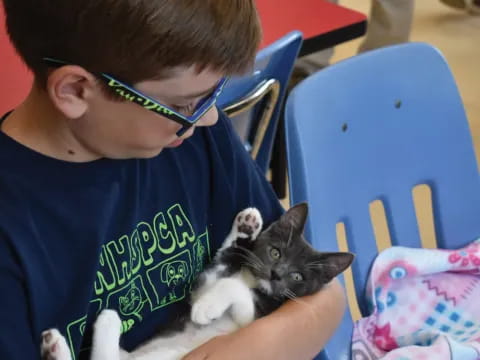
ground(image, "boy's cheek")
xmin=196 ymin=107 xmax=219 ymax=127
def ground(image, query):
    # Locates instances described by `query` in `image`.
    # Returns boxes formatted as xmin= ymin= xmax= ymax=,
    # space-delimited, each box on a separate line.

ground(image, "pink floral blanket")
xmin=352 ymin=239 xmax=480 ymax=359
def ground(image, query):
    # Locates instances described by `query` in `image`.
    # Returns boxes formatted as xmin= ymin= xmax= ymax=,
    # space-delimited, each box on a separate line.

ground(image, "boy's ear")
xmin=46 ymin=65 xmax=98 ymax=119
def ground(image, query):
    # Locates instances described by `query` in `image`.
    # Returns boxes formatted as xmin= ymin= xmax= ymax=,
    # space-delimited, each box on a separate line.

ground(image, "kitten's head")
xmin=245 ymin=203 xmax=354 ymax=299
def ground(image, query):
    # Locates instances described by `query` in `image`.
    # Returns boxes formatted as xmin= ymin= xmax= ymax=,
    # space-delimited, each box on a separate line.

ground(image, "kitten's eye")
xmin=270 ymin=247 xmax=281 ymax=260
xmin=290 ymin=272 xmax=304 ymax=282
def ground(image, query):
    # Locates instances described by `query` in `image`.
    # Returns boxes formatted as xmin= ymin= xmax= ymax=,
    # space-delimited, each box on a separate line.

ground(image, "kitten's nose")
xmin=271 ymin=270 xmax=281 ymax=281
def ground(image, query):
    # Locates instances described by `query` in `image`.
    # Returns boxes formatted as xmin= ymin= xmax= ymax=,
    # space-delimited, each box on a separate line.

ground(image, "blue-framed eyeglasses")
xmin=43 ymin=57 xmax=228 ymax=136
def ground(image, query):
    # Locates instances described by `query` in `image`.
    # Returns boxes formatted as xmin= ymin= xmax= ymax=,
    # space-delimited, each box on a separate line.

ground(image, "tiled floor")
xmin=332 ymin=0 xmax=480 ymax=164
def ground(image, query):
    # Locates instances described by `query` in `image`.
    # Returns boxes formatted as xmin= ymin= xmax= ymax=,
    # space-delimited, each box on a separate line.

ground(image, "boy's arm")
xmin=182 ymin=279 xmax=346 ymax=360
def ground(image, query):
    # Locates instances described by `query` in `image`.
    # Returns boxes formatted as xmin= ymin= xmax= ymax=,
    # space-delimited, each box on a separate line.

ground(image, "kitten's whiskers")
xmin=305 ymin=262 xmax=338 ymax=270
xmin=235 ymin=248 xmax=269 ymax=277
xmin=238 ymin=246 xmax=265 ymax=267
xmin=282 ymin=289 xmax=316 ymax=316
xmin=287 ymin=225 xmax=294 ymax=248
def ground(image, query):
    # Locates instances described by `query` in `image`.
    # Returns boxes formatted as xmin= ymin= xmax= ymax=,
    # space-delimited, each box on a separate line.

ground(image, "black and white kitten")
xmin=41 ymin=203 xmax=354 ymax=360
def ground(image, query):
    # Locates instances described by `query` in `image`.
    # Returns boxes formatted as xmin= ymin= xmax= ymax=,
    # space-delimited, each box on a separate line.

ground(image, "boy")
xmin=0 ymin=1 xmax=346 ymax=359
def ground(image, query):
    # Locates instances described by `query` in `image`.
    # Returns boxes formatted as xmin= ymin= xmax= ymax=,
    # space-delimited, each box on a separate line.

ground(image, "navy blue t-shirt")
xmin=0 ymin=111 xmax=284 ymax=360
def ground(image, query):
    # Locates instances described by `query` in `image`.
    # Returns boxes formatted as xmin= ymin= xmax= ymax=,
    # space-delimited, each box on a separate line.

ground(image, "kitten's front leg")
xmin=41 ymin=329 xmax=72 ymax=360
xmin=90 ymin=310 xmax=123 ymax=360
xmin=218 ymin=208 xmax=263 ymax=253
xmin=191 ymin=277 xmax=255 ymax=327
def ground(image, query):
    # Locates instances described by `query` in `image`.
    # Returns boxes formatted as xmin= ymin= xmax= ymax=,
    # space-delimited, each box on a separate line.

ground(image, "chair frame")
xmin=223 ymin=79 xmax=280 ymax=158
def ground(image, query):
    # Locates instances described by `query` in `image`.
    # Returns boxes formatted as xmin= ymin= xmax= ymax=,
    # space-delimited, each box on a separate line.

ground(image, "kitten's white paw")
xmin=191 ymin=293 xmax=230 ymax=325
xmin=93 ymin=309 xmax=122 ymax=348
xmin=41 ymin=329 xmax=71 ymax=360
xmin=231 ymin=299 xmax=255 ymax=327
xmin=234 ymin=208 xmax=263 ymax=240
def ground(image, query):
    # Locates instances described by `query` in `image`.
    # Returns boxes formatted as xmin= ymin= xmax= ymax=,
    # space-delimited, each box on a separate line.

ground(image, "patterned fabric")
xmin=352 ymin=239 xmax=480 ymax=359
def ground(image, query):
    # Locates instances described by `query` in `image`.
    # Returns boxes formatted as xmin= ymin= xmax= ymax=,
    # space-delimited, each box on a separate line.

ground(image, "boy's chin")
xmin=112 ymin=147 xmax=164 ymax=159
xmin=136 ymin=148 xmax=165 ymax=158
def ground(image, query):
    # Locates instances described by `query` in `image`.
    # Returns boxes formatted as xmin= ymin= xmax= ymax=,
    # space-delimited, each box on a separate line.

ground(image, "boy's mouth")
xmin=168 ymin=138 xmax=184 ymax=147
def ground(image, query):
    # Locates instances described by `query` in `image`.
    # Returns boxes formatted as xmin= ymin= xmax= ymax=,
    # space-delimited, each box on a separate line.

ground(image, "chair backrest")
xmin=217 ymin=31 xmax=302 ymax=172
xmin=285 ymin=42 xmax=480 ymax=360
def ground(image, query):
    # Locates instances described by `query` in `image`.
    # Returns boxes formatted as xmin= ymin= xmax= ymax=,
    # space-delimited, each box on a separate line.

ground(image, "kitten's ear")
xmin=281 ymin=202 xmax=308 ymax=234
xmin=312 ymin=252 xmax=355 ymax=282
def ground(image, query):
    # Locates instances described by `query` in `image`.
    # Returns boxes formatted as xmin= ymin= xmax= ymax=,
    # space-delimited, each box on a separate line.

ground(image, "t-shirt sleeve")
xmin=0 ymin=238 xmax=37 ymax=359
xmin=206 ymin=111 xmax=285 ymax=240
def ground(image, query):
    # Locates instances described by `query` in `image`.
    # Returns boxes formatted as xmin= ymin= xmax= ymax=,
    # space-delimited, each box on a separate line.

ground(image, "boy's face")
xmin=60 ymin=66 xmax=224 ymax=159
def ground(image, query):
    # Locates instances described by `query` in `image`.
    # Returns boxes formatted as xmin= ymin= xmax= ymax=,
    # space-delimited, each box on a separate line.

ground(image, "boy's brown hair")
xmin=3 ymin=0 xmax=262 ymax=86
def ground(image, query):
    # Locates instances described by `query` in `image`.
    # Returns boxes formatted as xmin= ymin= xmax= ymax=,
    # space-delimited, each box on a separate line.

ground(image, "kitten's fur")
xmin=41 ymin=203 xmax=354 ymax=360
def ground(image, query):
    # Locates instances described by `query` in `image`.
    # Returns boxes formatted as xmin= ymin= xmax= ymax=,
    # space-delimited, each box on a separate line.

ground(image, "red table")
xmin=0 ymin=1 xmax=367 ymax=114
xmin=0 ymin=3 xmax=32 ymax=114
xmin=256 ymin=0 xmax=367 ymax=56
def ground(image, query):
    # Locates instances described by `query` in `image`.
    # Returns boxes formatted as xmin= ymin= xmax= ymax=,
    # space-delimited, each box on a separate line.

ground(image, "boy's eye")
xmin=289 ymin=272 xmax=304 ymax=282
xmin=270 ymin=247 xmax=281 ymax=260
xmin=172 ymin=103 xmax=195 ymax=115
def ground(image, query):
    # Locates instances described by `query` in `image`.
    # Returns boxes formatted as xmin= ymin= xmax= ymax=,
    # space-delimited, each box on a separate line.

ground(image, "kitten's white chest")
xmin=191 ymin=270 xmax=256 ymax=328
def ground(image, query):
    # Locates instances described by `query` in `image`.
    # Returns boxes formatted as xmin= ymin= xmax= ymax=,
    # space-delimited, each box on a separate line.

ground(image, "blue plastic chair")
xmin=217 ymin=31 xmax=303 ymax=173
xmin=284 ymin=43 xmax=480 ymax=360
